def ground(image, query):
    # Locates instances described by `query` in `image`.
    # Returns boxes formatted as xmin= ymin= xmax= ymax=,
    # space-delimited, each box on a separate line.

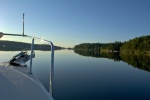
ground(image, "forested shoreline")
xmin=0 ymin=40 xmax=64 ymax=51
xmin=74 ymin=35 xmax=150 ymax=55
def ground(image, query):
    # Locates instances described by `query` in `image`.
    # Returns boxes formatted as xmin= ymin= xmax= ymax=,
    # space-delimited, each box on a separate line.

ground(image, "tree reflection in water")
xmin=74 ymin=50 xmax=150 ymax=72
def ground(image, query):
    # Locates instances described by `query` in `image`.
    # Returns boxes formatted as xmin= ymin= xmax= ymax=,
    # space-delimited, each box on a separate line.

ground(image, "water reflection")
xmin=74 ymin=50 xmax=150 ymax=72
xmin=120 ymin=53 xmax=150 ymax=72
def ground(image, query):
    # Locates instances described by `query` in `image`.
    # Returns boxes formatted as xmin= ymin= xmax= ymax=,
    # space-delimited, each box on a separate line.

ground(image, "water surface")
xmin=1 ymin=50 xmax=150 ymax=100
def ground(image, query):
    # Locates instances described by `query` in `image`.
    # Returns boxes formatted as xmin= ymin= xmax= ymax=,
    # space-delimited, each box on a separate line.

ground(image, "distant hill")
xmin=0 ymin=40 xmax=64 ymax=51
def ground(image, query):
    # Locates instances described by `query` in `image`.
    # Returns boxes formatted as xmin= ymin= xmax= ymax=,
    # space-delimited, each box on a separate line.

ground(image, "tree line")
xmin=74 ymin=41 xmax=123 ymax=52
xmin=120 ymin=35 xmax=150 ymax=53
xmin=74 ymin=35 xmax=150 ymax=54
xmin=0 ymin=40 xmax=64 ymax=51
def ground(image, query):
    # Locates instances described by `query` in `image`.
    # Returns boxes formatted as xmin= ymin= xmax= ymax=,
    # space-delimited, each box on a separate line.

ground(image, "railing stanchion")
xmin=49 ymin=42 xmax=54 ymax=96
xmin=29 ymin=38 xmax=34 ymax=74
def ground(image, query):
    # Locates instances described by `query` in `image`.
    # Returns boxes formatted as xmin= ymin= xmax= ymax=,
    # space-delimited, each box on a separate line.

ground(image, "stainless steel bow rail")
xmin=0 ymin=32 xmax=54 ymax=96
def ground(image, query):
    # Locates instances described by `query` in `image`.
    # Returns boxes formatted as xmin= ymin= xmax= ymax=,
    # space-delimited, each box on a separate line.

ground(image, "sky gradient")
xmin=0 ymin=0 xmax=150 ymax=48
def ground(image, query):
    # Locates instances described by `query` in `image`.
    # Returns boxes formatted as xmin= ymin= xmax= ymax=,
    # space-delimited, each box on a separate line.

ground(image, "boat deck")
xmin=0 ymin=63 xmax=53 ymax=100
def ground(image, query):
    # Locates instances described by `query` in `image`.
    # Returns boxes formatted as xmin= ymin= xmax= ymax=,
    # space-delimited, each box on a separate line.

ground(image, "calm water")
xmin=1 ymin=50 xmax=150 ymax=100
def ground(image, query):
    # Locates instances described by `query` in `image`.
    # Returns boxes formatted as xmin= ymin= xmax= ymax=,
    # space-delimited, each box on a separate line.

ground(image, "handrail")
xmin=27 ymin=36 xmax=54 ymax=96
xmin=0 ymin=32 xmax=54 ymax=96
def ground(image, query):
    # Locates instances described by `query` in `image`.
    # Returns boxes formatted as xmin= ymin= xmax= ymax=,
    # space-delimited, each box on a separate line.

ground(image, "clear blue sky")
xmin=0 ymin=0 xmax=150 ymax=48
